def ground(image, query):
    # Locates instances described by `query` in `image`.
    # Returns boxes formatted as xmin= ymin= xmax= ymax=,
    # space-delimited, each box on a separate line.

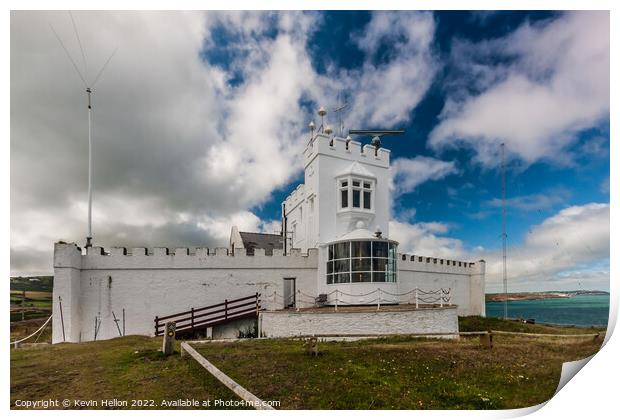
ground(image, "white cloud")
xmin=429 ymin=11 xmax=609 ymax=167
xmin=11 ymin=11 xmax=437 ymax=275
xmin=389 ymin=220 xmax=464 ymax=259
xmin=392 ymin=156 xmax=457 ymax=195
xmin=390 ymin=203 xmax=609 ymax=292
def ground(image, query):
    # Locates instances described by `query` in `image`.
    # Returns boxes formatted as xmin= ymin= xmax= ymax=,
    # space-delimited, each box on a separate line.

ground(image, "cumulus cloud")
xmin=11 ymin=11 xmax=437 ymax=275
xmin=390 ymin=203 xmax=609 ymax=292
xmin=391 ymin=156 xmax=457 ymax=196
xmin=389 ymin=220 xmax=464 ymax=259
xmin=429 ymin=11 xmax=609 ymax=167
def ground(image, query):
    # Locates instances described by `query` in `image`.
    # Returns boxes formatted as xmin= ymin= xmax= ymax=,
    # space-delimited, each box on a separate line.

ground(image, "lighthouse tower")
xmin=282 ymin=109 xmax=397 ymax=301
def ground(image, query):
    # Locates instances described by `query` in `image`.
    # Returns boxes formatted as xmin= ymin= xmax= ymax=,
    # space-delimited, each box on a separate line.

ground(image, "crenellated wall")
xmin=397 ymin=253 xmax=486 ymax=317
xmin=52 ymin=242 xmax=319 ymax=344
xmin=52 ymin=242 xmax=485 ymax=344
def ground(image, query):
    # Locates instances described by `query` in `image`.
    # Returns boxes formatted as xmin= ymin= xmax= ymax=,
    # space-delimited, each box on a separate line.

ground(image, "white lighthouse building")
xmin=52 ymin=110 xmax=485 ymax=344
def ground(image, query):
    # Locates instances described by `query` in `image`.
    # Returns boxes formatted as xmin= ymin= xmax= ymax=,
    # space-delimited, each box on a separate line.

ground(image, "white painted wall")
xmin=52 ymin=243 xmax=485 ymax=343
xmin=259 ymin=307 xmax=459 ymax=337
xmin=52 ymin=243 xmax=318 ymax=344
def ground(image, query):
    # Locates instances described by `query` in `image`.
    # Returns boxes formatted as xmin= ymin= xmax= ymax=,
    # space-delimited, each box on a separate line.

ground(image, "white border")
xmin=3 ymin=2 xmax=616 ymax=420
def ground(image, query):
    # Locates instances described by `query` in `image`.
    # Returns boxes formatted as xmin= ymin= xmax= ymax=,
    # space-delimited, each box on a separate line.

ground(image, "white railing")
xmin=263 ymin=287 xmax=451 ymax=311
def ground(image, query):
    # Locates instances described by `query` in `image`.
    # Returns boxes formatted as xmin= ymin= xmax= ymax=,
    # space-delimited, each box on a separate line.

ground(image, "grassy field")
xmin=10 ymin=290 xmax=53 ymax=322
xmin=10 ymin=317 xmax=604 ymax=410
xmin=11 ymin=336 xmax=241 ymax=409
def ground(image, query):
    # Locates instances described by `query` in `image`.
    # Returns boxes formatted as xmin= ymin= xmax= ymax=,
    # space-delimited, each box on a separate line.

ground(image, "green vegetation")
xmin=11 ymin=336 xmax=242 ymax=409
xmin=459 ymin=316 xmax=603 ymax=335
xmin=10 ymin=276 xmax=53 ymax=292
xmin=10 ymin=316 xmax=603 ymax=410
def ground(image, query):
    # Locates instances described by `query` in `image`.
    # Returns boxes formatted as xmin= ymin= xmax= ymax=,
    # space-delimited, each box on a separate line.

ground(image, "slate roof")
xmin=239 ymin=231 xmax=284 ymax=252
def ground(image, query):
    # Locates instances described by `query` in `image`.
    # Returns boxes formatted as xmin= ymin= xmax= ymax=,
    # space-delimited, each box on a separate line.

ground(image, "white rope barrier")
xmin=263 ymin=287 xmax=452 ymax=309
xmin=11 ymin=315 xmax=52 ymax=347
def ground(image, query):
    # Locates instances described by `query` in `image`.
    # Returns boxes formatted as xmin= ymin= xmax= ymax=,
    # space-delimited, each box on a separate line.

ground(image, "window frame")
xmin=337 ymin=176 xmax=374 ymax=212
xmin=326 ymin=239 xmax=397 ymax=284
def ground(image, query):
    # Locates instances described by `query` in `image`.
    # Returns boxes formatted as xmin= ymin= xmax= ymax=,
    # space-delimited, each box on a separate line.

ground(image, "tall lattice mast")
xmin=501 ymin=143 xmax=508 ymax=319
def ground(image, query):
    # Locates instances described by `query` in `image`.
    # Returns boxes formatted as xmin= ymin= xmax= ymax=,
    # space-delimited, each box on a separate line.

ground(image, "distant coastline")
xmin=486 ymin=290 xmax=609 ymax=302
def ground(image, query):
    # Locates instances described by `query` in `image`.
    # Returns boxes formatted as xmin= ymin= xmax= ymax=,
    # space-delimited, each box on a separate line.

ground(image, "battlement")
xmin=283 ymin=183 xmax=305 ymax=209
xmin=397 ymin=253 xmax=485 ymax=275
xmin=304 ymin=133 xmax=390 ymax=169
xmin=54 ymin=242 xmax=318 ymax=270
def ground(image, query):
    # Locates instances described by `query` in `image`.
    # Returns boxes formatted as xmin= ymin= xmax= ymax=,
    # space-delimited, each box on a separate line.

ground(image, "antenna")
xmin=348 ymin=129 xmax=405 ymax=155
xmin=501 ymin=143 xmax=508 ymax=319
xmin=51 ymin=12 xmax=117 ymax=248
xmin=333 ymin=93 xmax=348 ymax=137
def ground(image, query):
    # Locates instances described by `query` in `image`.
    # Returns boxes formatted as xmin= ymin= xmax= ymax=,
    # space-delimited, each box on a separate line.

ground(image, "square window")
xmin=341 ymin=181 xmax=348 ymax=187
xmin=363 ymin=182 xmax=371 ymax=189
xmin=334 ymin=259 xmax=350 ymax=273
xmin=352 ymin=180 xmax=360 ymax=187
xmin=352 ymin=257 xmax=371 ymax=271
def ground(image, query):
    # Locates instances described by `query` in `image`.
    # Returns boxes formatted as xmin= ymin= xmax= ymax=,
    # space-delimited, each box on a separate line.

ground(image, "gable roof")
xmin=335 ymin=161 xmax=376 ymax=179
xmin=239 ymin=231 xmax=284 ymax=251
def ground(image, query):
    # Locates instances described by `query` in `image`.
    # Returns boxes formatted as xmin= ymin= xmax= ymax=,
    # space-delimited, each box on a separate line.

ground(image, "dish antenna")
xmin=348 ymin=130 xmax=405 ymax=155
xmin=50 ymin=12 xmax=117 ymax=248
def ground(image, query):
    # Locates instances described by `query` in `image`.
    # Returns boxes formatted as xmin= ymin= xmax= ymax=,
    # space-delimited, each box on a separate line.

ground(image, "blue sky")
xmin=11 ymin=11 xmax=609 ymax=292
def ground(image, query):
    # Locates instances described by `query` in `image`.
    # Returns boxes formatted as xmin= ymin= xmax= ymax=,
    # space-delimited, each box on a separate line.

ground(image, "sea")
xmin=485 ymin=294 xmax=610 ymax=327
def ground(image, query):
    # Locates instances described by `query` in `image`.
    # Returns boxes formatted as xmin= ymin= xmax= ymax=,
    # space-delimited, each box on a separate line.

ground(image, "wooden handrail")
xmin=154 ymin=293 xmax=261 ymax=336
xmin=156 ymin=294 xmax=259 ymax=322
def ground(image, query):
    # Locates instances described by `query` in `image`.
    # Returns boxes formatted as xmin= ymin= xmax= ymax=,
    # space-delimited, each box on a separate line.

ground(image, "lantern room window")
xmin=326 ymin=240 xmax=397 ymax=284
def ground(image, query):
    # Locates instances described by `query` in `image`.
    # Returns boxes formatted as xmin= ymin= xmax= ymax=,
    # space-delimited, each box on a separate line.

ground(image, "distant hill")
xmin=486 ymin=290 xmax=609 ymax=302
xmin=10 ymin=276 xmax=53 ymax=293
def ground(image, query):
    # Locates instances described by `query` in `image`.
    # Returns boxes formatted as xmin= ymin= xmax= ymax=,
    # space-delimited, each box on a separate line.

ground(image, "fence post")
xmin=154 ymin=316 xmax=159 ymax=336
xmin=440 ymin=289 xmax=444 ymax=308
xmin=191 ymin=308 xmax=195 ymax=330
xmin=415 ymin=289 xmax=419 ymax=309
xmin=255 ymin=292 xmax=259 ymax=314
xmin=162 ymin=321 xmax=176 ymax=355
xmin=225 ymin=299 xmax=228 ymax=320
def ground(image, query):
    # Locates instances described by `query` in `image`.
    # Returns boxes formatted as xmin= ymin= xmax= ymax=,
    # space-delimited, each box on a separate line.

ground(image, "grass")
xmin=194 ymin=333 xmax=602 ymax=409
xmin=10 ymin=336 xmax=242 ymax=409
xmin=10 ymin=290 xmax=53 ymax=322
xmin=459 ymin=316 xmax=604 ymax=334
xmin=10 ymin=316 xmax=604 ymax=410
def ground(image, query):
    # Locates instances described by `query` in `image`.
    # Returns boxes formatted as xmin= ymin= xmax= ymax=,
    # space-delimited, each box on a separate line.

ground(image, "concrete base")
xmin=259 ymin=306 xmax=459 ymax=338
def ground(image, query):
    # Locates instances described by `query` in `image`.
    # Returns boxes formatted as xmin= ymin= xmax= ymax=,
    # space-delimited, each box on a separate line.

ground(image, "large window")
xmin=327 ymin=240 xmax=397 ymax=284
xmin=339 ymin=177 xmax=373 ymax=211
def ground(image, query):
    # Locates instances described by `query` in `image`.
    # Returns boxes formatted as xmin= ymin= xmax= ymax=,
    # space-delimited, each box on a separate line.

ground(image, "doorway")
xmin=283 ymin=278 xmax=296 ymax=308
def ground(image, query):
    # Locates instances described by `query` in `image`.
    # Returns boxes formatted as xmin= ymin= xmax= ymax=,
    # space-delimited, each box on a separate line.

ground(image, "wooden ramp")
xmin=154 ymin=293 xmax=261 ymax=336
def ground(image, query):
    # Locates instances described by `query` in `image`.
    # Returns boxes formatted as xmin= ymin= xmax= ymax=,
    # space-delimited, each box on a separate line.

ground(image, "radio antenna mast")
xmin=501 ymin=143 xmax=508 ymax=319
xmin=333 ymin=93 xmax=348 ymax=137
xmin=51 ymin=13 xmax=117 ymax=248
